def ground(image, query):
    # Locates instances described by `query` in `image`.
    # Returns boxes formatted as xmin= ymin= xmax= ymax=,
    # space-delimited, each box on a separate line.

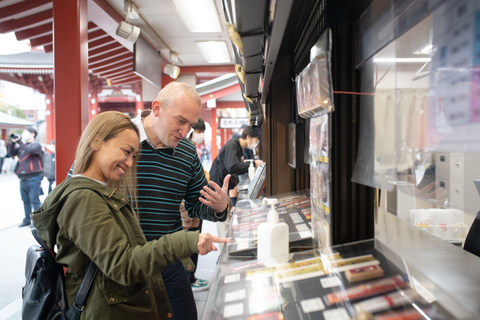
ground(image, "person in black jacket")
xmin=8 ymin=127 xmax=43 ymax=227
xmin=210 ymin=126 xmax=263 ymax=242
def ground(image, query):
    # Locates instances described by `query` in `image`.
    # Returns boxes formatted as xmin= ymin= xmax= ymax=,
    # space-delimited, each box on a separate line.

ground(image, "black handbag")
xmin=22 ymin=228 xmax=98 ymax=320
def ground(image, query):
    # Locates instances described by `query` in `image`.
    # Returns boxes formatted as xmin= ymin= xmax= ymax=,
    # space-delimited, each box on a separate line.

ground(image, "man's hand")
xmin=197 ymin=233 xmax=231 ymax=255
xmin=199 ymin=174 xmax=231 ymax=214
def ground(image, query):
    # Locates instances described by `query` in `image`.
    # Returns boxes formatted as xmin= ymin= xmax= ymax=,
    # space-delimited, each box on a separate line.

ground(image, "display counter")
xmin=201 ymin=196 xmax=480 ymax=320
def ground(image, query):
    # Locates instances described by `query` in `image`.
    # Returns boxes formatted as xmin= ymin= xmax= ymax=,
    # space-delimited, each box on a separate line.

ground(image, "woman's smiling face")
xmin=90 ymin=128 xmax=139 ymax=182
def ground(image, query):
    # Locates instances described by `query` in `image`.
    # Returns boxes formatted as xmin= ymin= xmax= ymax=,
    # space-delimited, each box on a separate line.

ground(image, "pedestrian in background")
xmin=0 ymin=139 xmax=6 ymax=174
xmin=7 ymin=127 xmax=43 ymax=227
xmin=45 ymin=140 xmax=56 ymax=193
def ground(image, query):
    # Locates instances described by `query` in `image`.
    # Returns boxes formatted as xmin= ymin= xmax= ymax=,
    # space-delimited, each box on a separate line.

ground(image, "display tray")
xmin=204 ymin=240 xmax=455 ymax=320
xmin=227 ymin=192 xmax=313 ymax=258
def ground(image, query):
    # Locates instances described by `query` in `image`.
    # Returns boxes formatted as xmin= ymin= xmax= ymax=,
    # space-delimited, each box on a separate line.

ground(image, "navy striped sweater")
xmin=136 ymin=138 xmax=226 ymax=241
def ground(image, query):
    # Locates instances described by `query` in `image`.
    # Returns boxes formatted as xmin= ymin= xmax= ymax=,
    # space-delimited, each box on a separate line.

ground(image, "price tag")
xmin=300 ymin=297 xmax=325 ymax=313
xmin=320 ymin=276 xmax=341 ymax=288
xmin=225 ymin=289 xmax=246 ymax=302
xmin=223 ymin=303 xmax=244 ymax=318
xmin=224 ymin=273 xmax=241 ymax=284
xmin=323 ymin=308 xmax=350 ymax=320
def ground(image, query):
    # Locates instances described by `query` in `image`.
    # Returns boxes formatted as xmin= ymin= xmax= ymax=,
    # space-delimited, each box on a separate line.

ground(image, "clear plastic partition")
xmin=225 ymin=190 xmax=313 ymax=259
xmin=352 ymin=0 xmax=480 ymax=245
xmin=202 ymin=238 xmax=470 ymax=319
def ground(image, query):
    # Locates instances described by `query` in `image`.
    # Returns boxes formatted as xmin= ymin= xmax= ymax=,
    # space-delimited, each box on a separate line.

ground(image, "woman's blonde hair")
xmin=73 ymin=111 xmax=140 ymax=213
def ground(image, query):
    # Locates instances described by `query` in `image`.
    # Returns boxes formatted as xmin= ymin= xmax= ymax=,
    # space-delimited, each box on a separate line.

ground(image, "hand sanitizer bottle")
xmin=257 ymin=198 xmax=289 ymax=265
xmin=248 ymin=160 xmax=255 ymax=181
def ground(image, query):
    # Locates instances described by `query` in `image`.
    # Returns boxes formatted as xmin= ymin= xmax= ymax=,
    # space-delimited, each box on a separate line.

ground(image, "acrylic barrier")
xmin=202 ymin=236 xmax=477 ymax=320
xmin=226 ymin=190 xmax=313 ymax=259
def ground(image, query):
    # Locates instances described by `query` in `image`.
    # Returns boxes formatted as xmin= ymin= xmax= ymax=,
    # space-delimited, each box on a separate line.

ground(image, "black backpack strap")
xmin=31 ymin=228 xmax=55 ymax=258
xmin=66 ymin=261 xmax=98 ymax=320
xmin=31 ymin=228 xmax=98 ymax=320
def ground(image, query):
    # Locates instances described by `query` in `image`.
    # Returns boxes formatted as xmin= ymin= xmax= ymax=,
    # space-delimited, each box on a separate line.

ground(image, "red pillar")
xmin=89 ymin=92 xmax=99 ymax=121
xmin=134 ymin=82 xmax=144 ymax=115
xmin=210 ymin=108 xmax=218 ymax=161
xmin=1 ymin=129 xmax=6 ymax=142
xmin=45 ymin=94 xmax=55 ymax=143
xmin=53 ymin=0 xmax=89 ymax=182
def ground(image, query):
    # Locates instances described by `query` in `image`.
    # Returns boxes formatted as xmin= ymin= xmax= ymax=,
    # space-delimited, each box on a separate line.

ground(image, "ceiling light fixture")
xmin=171 ymin=0 xmax=222 ymax=33
xmin=373 ymin=57 xmax=431 ymax=64
xmin=164 ymin=52 xmax=180 ymax=79
xmin=196 ymin=41 xmax=231 ymax=63
xmin=116 ymin=0 xmax=141 ymax=43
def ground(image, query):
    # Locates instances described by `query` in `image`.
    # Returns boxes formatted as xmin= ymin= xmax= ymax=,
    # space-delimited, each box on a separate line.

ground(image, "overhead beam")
xmin=88 ymin=42 xmax=124 ymax=58
xmin=90 ymin=59 xmax=131 ymax=73
xmin=0 ymin=9 xmax=52 ymax=33
xmin=0 ymin=0 xmax=51 ymax=23
xmin=88 ymin=36 xmax=117 ymax=50
xmin=88 ymin=48 xmax=130 ymax=65
xmin=15 ymin=22 xmax=52 ymax=40
xmin=29 ymin=33 xmax=53 ymax=47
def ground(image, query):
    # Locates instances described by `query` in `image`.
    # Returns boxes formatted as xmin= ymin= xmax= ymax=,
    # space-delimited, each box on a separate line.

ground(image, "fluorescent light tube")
xmin=373 ymin=58 xmax=431 ymax=63
xmin=196 ymin=41 xmax=231 ymax=63
xmin=171 ymin=0 xmax=222 ymax=32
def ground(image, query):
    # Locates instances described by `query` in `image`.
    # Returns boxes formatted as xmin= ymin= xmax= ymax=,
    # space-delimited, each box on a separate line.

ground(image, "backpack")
xmin=22 ymin=228 xmax=98 ymax=320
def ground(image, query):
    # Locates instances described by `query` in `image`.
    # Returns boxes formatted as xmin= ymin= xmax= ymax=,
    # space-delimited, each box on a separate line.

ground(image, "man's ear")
xmin=90 ymin=135 xmax=102 ymax=151
xmin=151 ymin=100 xmax=161 ymax=117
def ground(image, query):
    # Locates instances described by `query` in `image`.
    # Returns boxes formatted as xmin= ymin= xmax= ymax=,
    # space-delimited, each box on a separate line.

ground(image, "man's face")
xmin=21 ymin=130 xmax=34 ymax=143
xmin=152 ymin=93 xmax=201 ymax=148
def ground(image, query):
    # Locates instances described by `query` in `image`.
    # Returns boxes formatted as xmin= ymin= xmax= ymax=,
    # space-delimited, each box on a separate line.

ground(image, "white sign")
xmin=219 ymin=117 xmax=249 ymax=129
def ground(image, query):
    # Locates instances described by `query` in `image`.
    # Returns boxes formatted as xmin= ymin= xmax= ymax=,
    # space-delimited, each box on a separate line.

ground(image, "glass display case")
xmin=204 ymin=233 xmax=474 ymax=319
xmin=226 ymin=190 xmax=313 ymax=258
xmin=205 ymin=191 xmax=480 ymax=319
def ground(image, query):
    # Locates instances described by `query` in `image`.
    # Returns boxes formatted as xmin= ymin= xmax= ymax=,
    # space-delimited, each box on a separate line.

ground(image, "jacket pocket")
xmin=102 ymin=280 xmax=153 ymax=308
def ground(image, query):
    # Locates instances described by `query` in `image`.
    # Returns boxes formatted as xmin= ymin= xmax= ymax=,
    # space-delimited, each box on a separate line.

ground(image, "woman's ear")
xmin=90 ymin=135 xmax=102 ymax=151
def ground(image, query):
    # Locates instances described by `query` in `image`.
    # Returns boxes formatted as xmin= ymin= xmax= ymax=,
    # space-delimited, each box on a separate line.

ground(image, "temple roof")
xmin=0 ymin=111 xmax=34 ymax=130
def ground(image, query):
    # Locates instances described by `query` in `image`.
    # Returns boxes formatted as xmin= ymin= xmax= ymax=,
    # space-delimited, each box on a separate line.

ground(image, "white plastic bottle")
xmin=257 ymin=198 xmax=289 ymax=265
xmin=248 ymin=160 xmax=255 ymax=180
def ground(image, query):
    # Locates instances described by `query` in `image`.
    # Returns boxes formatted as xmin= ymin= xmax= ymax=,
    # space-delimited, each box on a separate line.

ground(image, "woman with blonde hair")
xmin=31 ymin=111 xmax=229 ymax=319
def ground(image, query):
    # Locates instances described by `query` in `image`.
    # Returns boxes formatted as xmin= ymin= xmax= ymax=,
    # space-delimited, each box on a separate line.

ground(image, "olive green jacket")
xmin=31 ymin=176 xmax=199 ymax=320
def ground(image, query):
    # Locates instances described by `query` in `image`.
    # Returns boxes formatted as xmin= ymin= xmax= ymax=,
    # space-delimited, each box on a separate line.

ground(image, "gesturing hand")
xmin=197 ymin=233 xmax=231 ymax=255
xmin=199 ymin=174 xmax=231 ymax=214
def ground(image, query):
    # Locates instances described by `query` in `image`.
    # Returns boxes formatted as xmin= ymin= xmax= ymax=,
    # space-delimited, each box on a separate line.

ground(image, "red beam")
xmin=87 ymin=29 xmax=108 ymax=42
xmin=87 ymin=21 xmax=98 ymax=31
xmin=108 ymin=71 xmax=135 ymax=80
xmin=0 ymin=9 xmax=52 ymax=33
xmin=88 ymin=36 xmax=116 ymax=50
xmin=90 ymin=59 xmax=131 ymax=73
xmin=30 ymin=34 xmax=53 ymax=47
xmin=44 ymin=44 xmax=53 ymax=52
xmin=88 ymin=42 xmax=124 ymax=58
xmin=200 ymin=83 xmax=241 ymax=103
xmin=181 ymin=65 xmax=235 ymax=74
xmin=88 ymin=53 xmax=132 ymax=69
xmin=98 ymin=65 xmax=132 ymax=78
xmin=0 ymin=0 xmax=51 ymax=22
xmin=112 ymin=77 xmax=142 ymax=86
xmin=111 ymin=74 xmax=141 ymax=82
xmin=88 ymin=48 xmax=130 ymax=65
xmin=15 ymin=22 xmax=52 ymax=40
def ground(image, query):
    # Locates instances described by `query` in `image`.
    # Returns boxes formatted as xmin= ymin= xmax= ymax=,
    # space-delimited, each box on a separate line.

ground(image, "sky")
xmin=0 ymin=32 xmax=31 ymax=55
xmin=0 ymin=32 xmax=46 ymax=113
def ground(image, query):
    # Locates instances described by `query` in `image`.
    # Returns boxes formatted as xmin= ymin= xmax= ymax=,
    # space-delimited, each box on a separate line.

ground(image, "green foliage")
xmin=0 ymin=104 xmax=26 ymax=119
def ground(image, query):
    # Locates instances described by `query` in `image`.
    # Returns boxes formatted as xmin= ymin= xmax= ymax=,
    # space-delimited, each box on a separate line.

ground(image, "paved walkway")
xmin=0 ymin=172 xmax=219 ymax=319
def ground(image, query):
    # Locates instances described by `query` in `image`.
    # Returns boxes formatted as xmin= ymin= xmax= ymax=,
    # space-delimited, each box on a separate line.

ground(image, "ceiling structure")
xmin=0 ymin=0 xmax=241 ymax=100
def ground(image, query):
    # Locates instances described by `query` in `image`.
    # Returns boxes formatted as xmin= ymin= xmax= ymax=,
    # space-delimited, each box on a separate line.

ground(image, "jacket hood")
xmin=31 ymin=176 xmax=117 ymax=249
